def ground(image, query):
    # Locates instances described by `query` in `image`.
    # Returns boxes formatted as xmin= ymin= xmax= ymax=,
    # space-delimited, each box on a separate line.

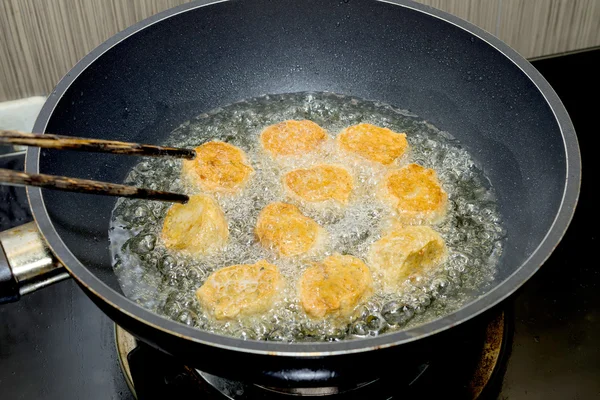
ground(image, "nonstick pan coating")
xmin=25 ymin=0 xmax=579 ymax=385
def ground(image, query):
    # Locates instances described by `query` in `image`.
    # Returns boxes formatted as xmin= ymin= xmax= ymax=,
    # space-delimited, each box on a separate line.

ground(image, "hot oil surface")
xmin=109 ymin=92 xmax=504 ymax=342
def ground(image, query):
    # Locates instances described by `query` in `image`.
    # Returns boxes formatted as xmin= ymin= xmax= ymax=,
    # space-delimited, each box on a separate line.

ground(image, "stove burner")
xmin=115 ymin=308 xmax=509 ymax=399
xmin=199 ymin=371 xmax=380 ymax=398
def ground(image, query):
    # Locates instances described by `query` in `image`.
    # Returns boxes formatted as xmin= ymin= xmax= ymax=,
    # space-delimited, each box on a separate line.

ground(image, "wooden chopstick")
xmin=0 ymin=130 xmax=196 ymax=160
xmin=0 ymin=168 xmax=189 ymax=203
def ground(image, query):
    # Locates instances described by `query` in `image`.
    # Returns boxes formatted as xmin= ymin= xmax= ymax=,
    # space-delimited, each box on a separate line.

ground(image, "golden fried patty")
xmin=196 ymin=260 xmax=284 ymax=320
xmin=337 ymin=123 xmax=408 ymax=165
xmin=260 ymin=120 xmax=328 ymax=157
xmin=299 ymin=254 xmax=373 ymax=320
xmin=182 ymin=141 xmax=254 ymax=193
xmin=283 ymin=164 xmax=353 ymax=204
xmin=161 ymin=194 xmax=228 ymax=255
xmin=255 ymin=202 xmax=324 ymax=257
xmin=368 ymin=225 xmax=447 ymax=291
xmin=381 ymin=163 xmax=447 ymax=224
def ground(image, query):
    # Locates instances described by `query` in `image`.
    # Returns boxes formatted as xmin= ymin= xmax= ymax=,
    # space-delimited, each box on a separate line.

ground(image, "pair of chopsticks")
xmin=0 ymin=130 xmax=193 ymax=203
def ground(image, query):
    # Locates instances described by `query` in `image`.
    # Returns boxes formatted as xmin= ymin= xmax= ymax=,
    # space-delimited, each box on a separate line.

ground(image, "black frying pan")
xmin=0 ymin=0 xmax=580 ymax=388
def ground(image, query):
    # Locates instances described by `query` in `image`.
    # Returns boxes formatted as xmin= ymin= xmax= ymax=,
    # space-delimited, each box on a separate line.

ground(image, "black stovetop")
xmin=1 ymin=49 xmax=598 ymax=400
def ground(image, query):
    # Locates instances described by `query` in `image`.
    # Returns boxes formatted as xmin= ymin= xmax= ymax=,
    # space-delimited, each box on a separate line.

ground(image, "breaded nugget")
xmin=283 ymin=164 xmax=353 ymax=204
xmin=381 ymin=163 xmax=448 ymax=224
xmin=182 ymin=141 xmax=254 ymax=193
xmin=368 ymin=226 xmax=447 ymax=290
xmin=255 ymin=202 xmax=324 ymax=257
xmin=299 ymin=254 xmax=373 ymax=320
xmin=260 ymin=120 xmax=328 ymax=156
xmin=161 ymin=194 xmax=228 ymax=255
xmin=337 ymin=123 xmax=408 ymax=165
xmin=196 ymin=260 xmax=284 ymax=320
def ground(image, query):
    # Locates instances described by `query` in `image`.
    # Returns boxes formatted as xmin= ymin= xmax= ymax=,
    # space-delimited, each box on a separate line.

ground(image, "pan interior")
xmin=37 ymin=0 xmax=565 ymax=341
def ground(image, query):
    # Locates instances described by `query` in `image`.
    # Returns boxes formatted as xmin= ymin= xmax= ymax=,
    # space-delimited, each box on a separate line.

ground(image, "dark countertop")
xmin=0 ymin=49 xmax=598 ymax=400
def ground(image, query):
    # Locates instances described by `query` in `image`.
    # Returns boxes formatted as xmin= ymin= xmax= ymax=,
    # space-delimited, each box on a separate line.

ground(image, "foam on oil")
xmin=109 ymin=92 xmax=505 ymax=342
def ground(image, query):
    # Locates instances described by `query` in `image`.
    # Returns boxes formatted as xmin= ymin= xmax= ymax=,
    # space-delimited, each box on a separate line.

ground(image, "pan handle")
xmin=0 ymin=222 xmax=70 ymax=304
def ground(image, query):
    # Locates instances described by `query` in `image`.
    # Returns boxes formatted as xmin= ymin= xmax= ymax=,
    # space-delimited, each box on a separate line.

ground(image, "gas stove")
xmin=1 ymin=50 xmax=598 ymax=399
xmin=115 ymin=307 xmax=508 ymax=399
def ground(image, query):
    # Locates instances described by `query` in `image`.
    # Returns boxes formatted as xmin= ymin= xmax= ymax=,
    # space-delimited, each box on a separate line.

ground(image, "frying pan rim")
xmin=26 ymin=0 xmax=581 ymax=356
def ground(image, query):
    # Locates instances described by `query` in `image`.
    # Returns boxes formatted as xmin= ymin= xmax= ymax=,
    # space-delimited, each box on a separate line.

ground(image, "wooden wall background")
xmin=1 ymin=0 xmax=599 ymax=101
